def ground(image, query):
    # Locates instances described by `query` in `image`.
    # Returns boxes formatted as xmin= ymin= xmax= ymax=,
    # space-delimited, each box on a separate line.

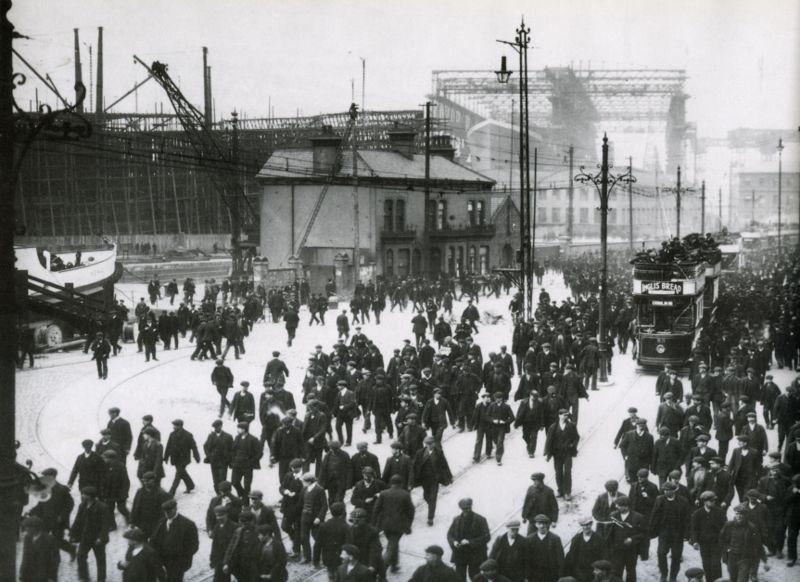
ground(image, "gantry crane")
xmin=134 ymin=56 xmax=257 ymax=280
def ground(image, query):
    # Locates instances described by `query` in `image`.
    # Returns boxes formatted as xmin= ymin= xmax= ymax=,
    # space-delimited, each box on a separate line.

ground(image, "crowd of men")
xmin=14 ymin=243 xmax=800 ymax=582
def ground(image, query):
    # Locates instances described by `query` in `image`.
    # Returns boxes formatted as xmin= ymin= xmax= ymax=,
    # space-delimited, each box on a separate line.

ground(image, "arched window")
xmin=477 ymin=201 xmax=486 ymax=225
xmin=437 ymin=200 xmax=448 ymax=230
xmin=479 ymin=245 xmax=489 ymax=274
xmin=467 ymin=200 xmax=476 ymax=226
xmin=468 ymin=245 xmax=477 ymax=273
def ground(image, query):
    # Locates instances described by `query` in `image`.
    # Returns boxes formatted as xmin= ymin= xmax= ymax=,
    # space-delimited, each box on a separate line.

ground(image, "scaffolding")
xmin=14 ymin=109 xmax=427 ymax=238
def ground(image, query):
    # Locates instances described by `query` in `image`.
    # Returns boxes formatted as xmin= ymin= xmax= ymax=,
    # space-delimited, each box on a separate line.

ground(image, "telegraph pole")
xmin=352 ymin=102 xmax=360 ymax=282
xmin=700 ymin=180 xmax=705 ymax=235
xmin=777 ymin=138 xmax=783 ymax=256
xmin=662 ymin=165 xmax=694 ymax=238
xmin=751 ymin=190 xmax=756 ymax=224
xmin=0 ymin=2 xmax=18 ymax=577
xmin=628 ymin=156 xmax=633 ymax=251
xmin=423 ymin=100 xmax=432 ymax=275
xmin=568 ymin=145 xmax=575 ymax=243
xmin=718 ymin=187 xmax=723 ymax=230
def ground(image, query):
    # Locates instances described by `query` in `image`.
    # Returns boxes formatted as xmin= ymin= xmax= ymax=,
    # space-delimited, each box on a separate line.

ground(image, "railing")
xmin=379 ymin=226 xmax=418 ymax=239
xmin=429 ymin=223 xmax=495 ymax=238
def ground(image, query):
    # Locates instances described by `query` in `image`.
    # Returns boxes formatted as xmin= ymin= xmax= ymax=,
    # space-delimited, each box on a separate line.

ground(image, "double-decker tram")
xmin=631 ymin=235 xmax=722 ymax=367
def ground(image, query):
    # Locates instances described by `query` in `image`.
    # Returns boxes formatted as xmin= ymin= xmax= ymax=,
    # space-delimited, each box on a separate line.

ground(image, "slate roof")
xmin=257 ymin=148 xmax=495 ymax=187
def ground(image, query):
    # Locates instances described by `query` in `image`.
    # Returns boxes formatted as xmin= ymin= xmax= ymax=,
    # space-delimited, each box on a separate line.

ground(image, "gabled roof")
xmin=257 ymin=148 xmax=495 ymax=188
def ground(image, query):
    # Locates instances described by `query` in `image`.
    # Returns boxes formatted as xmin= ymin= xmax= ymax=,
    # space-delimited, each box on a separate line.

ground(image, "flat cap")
xmin=81 ymin=486 xmax=98 ymax=497
xmin=341 ymin=543 xmax=360 ymax=558
xmin=636 ymin=468 xmax=649 ymax=478
xmin=627 ymin=407 xmax=638 ymax=413
xmin=161 ymin=499 xmax=177 ymax=510
xmin=699 ymin=491 xmax=717 ymax=501
xmin=685 ymin=567 xmax=705 ymax=579
xmin=212 ymin=419 xmax=223 ymax=428
xmin=578 ymin=516 xmax=594 ymax=525
xmin=533 ymin=514 xmax=551 ymax=523
xmin=424 ymin=545 xmax=444 ymax=557
xmin=592 ymin=560 xmax=613 ymax=571
xmin=213 ymin=505 xmax=229 ymax=515
xmin=506 ymin=519 xmax=521 ymax=528
xmin=237 ymin=421 xmax=250 ymax=429
xmin=108 ymin=407 xmax=120 ymax=414
xmin=531 ymin=472 xmax=545 ymax=481
xmin=479 ymin=559 xmax=499 ymax=573
xmin=123 ymin=528 xmax=147 ymax=542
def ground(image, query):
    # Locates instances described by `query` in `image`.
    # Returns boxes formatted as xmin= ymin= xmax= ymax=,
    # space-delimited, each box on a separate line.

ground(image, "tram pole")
xmin=575 ymin=134 xmax=635 ymax=386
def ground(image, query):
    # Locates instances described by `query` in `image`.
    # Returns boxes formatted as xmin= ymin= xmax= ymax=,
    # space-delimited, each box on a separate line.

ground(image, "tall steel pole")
xmin=778 ymin=138 xmax=783 ymax=256
xmin=628 ymin=156 xmax=634 ymax=251
xmin=700 ymin=180 xmax=705 ymax=235
xmin=423 ymin=101 xmax=432 ymax=275
xmin=718 ymin=187 xmax=723 ymax=230
xmin=353 ymin=103 xmax=360 ymax=282
xmin=598 ymin=137 xmax=610 ymax=383
xmin=676 ymin=165 xmax=682 ymax=238
xmin=509 ymin=99 xmax=514 ymax=190
xmin=568 ymin=145 xmax=575 ymax=243
xmin=0 ymin=2 xmax=19 ymax=577
xmin=574 ymin=134 xmax=635 ymax=385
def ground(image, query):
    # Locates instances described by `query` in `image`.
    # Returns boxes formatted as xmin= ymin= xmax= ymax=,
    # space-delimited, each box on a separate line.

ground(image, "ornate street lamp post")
xmin=574 ymin=134 xmax=635 ymax=384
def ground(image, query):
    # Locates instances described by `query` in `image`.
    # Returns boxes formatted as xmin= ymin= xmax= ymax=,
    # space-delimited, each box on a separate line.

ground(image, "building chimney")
xmin=73 ymin=28 xmax=84 ymax=112
xmin=430 ymin=135 xmax=456 ymax=161
xmin=310 ymin=126 xmax=342 ymax=174
xmin=388 ymin=127 xmax=416 ymax=159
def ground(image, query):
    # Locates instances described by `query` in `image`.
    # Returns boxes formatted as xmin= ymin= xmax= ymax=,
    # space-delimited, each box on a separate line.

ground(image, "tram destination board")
xmin=634 ymin=280 xmax=685 ymax=295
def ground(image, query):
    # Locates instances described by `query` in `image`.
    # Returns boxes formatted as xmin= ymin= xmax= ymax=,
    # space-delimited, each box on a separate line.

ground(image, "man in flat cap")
xmin=619 ymin=418 xmax=654 ymax=483
xmin=488 ymin=391 xmax=515 ymax=465
xmin=164 ymin=419 xmax=201 ymax=497
xmin=336 ymin=543 xmax=373 ymax=582
xmin=607 ymin=496 xmax=646 ymax=582
xmin=117 ymin=527 xmax=165 ymax=582
xmin=739 ymin=412 xmax=768 ymax=455
xmin=208 ymin=503 xmax=237 ymax=582
xmin=489 ymin=520 xmax=528 ymax=582
xmin=230 ymin=381 xmax=256 ymax=425
xmin=447 ymin=498 xmax=491 ymax=581
xmin=68 ymin=439 xmax=106 ymax=492
xmin=650 ymin=481 xmax=691 ymax=582
xmin=564 ymin=517 xmax=605 ymax=582
xmin=106 ymin=407 xmax=133 ymax=464
xmin=527 ymin=514 xmax=564 ymax=582
xmin=728 ymin=434 xmax=763 ymax=502
xmin=590 ymin=560 xmax=615 ymax=582
xmin=652 ymin=426 xmax=682 ymax=487
xmin=545 ymin=408 xmax=580 ymax=500
xmin=413 ymin=435 xmax=453 ymax=525
xmin=130 ymin=471 xmax=171 ymax=539
xmin=149 ymin=498 xmax=199 ymax=582
xmin=203 ymin=419 xmax=233 ymax=488
xmin=230 ymin=421 xmax=263 ymax=500
xmin=408 ymin=544 xmax=460 ymax=581
xmin=69 ymin=486 xmax=110 ymax=582
xmin=373 ymin=473 xmax=415 ymax=573
xmin=719 ymin=504 xmax=766 ymax=582
xmin=690 ymin=491 xmax=725 ymax=581
xmin=19 ymin=515 xmax=59 ymax=582
xmin=522 ymin=472 xmax=559 ymax=534
xmin=684 ymin=567 xmax=705 ymax=582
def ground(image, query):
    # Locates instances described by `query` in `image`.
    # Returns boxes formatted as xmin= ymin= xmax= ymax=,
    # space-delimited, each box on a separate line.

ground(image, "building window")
xmin=397 ymin=249 xmax=410 ymax=277
xmin=479 ymin=245 xmax=489 ymax=274
xmin=448 ymin=246 xmax=456 ymax=275
xmin=551 ymin=207 xmax=561 ymax=223
xmin=437 ymin=200 xmax=447 ymax=230
xmin=457 ymin=246 xmax=464 ymax=276
xmin=537 ymin=208 xmax=546 ymax=223
xmin=468 ymin=200 xmax=476 ymax=226
xmin=395 ymin=199 xmax=406 ymax=231
xmin=579 ymin=208 xmax=589 ymax=224
xmin=385 ymin=250 xmax=394 ymax=276
xmin=477 ymin=201 xmax=486 ymax=225
xmin=580 ymin=190 xmax=588 ymax=201
xmin=427 ymin=199 xmax=437 ymax=231
xmin=383 ymin=199 xmax=394 ymax=231
xmin=505 ymin=202 xmax=511 ymax=235
xmin=468 ymin=245 xmax=477 ymax=273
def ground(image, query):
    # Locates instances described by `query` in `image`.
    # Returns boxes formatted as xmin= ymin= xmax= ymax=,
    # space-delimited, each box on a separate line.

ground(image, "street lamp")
xmin=574 ymin=134 xmax=635 ymax=384
xmin=496 ymin=19 xmax=532 ymax=321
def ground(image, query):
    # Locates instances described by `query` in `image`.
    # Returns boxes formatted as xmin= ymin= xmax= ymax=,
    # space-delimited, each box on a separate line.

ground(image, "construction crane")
xmin=134 ymin=56 xmax=257 ymax=279
xmin=293 ymin=102 xmax=358 ymax=257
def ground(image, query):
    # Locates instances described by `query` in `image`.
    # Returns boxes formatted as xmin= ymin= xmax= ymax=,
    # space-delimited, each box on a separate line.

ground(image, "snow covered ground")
xmin=15 ymin=272 xmax=793 ymax=582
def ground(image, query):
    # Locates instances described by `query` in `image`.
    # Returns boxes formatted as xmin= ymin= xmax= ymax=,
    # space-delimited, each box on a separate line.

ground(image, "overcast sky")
xmin=10 ymin=0 xmax=800 ymax=138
